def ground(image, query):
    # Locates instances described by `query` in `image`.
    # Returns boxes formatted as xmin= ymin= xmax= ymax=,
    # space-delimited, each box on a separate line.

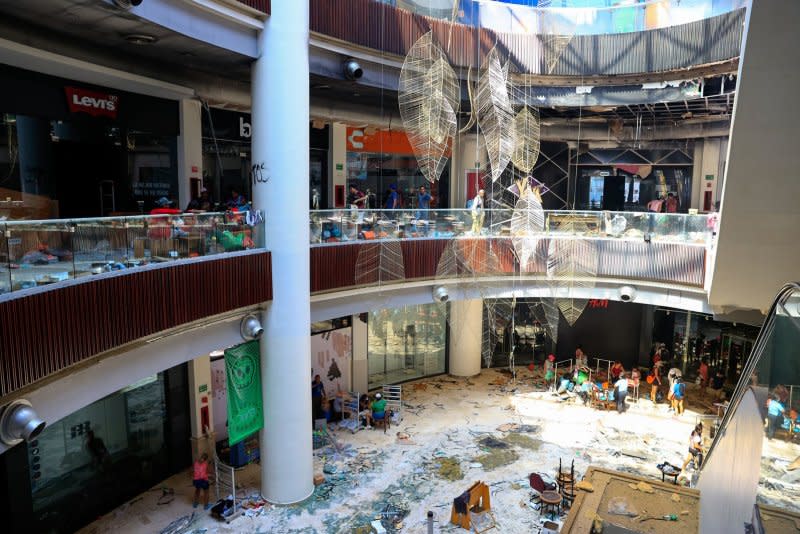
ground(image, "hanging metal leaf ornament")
xmin=510 ymin=187 xmax=545 ymax=271
xmin=511 ymin=106 xmax=541 ymax=173
xmin=398 ymin=32 xmax=460 ymax=184
xmin=531 ymin=298 xmax=560 ymax=345
xmin=354 ymin=240 xmax=405 ymax=290
xmin=545 ymin=217 xmax=599 ymax=326
xmin=476 ymin=47 xmax=514 ymax=183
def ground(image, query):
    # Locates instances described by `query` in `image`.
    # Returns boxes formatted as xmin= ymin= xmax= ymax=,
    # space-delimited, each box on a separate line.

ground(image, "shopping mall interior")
xmin=0 ymin=0 xmax=798 ymax=533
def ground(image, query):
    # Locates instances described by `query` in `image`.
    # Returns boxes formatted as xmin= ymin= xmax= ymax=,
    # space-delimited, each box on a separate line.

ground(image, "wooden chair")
xmin=450 ymin=481 xmax=492 ymax=530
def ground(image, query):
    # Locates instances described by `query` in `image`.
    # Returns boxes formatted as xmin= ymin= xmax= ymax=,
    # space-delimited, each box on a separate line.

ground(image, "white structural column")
xmin=177 ymin=99 xmax=203 ymax=209
xmin=448 ymin=299 xmax=483 ymax=377
xmin=351 ymin=314 xmax=369 ymax=393
xmin=252 ymin=1 xmax=314 ymax=504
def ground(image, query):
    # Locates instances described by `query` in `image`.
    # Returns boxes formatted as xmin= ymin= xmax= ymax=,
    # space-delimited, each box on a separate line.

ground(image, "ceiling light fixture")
xmin=124 ymin=34 xmax=157 ymax=45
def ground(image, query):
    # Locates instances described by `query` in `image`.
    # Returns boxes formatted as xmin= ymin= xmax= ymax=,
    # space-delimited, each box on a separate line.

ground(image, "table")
xmin=540 ymin=490 xmax=562 ymax=519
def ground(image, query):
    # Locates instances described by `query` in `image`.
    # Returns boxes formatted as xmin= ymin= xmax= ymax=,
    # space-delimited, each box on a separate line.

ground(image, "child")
xmin=544 ymin=354 xmax=556 ymax=382
xmin=193 ymin=453 xmax=211 ymax=510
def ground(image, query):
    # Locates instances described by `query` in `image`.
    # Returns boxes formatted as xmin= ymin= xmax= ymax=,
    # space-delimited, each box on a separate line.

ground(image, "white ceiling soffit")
xmin=0 ymin=37 xmax=194 ymax=100
xmin=129 ymin=0 xmax=260 ymax=58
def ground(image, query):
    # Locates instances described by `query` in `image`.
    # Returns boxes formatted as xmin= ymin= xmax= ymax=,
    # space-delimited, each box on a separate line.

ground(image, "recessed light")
xmin=124 ymin=34 xmax=157 ymax=45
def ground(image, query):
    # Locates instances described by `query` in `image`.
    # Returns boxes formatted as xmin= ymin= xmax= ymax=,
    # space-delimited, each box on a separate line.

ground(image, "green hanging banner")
xmin=225 ymin=340 xmax=263 ymax=446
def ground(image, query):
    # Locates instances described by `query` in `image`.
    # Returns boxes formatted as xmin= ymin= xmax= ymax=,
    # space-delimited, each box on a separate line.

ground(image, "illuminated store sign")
xmin=64 ymin=86 xmax=119 ymax=119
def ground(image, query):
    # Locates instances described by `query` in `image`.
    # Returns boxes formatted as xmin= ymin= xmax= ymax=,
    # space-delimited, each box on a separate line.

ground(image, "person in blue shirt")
xmin=311 ymin=374 xmax=326 ymax=426
xmin=385 ymin=184 xmax=400 ymax=210
xmin=767 ymin=394 xmax=786 ymax=440
xmin=416 ymin=184 xmax=432 ymax=220
xmin=671 ymin=376 xmax=686 ymax=415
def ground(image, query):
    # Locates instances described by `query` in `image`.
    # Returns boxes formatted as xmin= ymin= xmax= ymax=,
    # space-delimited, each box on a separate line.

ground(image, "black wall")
xmin=555 ymin=301 xmax=645 ymax=369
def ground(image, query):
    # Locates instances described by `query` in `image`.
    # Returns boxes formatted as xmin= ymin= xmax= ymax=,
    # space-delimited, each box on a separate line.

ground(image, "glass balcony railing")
xmin=309 ymin=208 xmax=714 ymax=246
xmin=0 ymin=213 xmax=265 ymax=296
xmin=380 ymin=0 xmax=747 ymax=35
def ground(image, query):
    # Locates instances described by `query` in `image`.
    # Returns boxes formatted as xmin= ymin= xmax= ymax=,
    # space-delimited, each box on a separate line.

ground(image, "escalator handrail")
xmin=701 ymin=282 xmax=800 ymax=470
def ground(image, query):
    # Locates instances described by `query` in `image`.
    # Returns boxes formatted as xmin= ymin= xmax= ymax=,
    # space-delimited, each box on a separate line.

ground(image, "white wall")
xmin=709 ymin=0 xmax=800 ymax=313
xmin=691 ymin=138 xmax=726 ymax=212
xmin=697 ymin=389 xmax=763 ymax=533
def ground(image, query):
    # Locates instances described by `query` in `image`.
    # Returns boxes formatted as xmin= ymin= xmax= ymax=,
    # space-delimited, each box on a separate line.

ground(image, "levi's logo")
xmin=65 ymin=86 xmax=119 ymax=118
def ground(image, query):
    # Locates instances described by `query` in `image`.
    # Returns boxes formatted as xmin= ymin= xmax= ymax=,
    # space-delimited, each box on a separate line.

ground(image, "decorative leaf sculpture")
xmin=476 ymin=47 xmax=514 ymax=182
xmin=540 ymin=11 xmax=576 ymax=75
xmin=545 ymin=217 xmax=599 ymax=326
xmin=531 ymin=298 xmax=560 ymax=345
xmin=511 ymin=106 xmax=541 ymax=173
xmin=354 ymin=240 xmax=406 ymax=288
xmin=510 ymin=186 xmax=545 ymax=271
xmin=398 ymin=32 xmax=460 ymax=184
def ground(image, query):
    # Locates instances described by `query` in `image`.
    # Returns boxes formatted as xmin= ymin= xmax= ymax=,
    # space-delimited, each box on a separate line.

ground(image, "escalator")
xmin=696 ymin=283 xmax=800 ymax=532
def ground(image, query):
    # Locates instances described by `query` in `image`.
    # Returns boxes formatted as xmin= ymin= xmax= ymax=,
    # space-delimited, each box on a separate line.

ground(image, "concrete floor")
xmin=78 ymin=368 xmax=708 ymax=534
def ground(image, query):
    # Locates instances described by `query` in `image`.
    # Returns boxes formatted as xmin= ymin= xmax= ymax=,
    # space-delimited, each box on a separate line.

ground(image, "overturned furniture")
xmin=450 ymin=481 xmax=495 ymax=531
xmin=212 ymin=453 xmax=243 ymax=523
xmin=382 ymin=384 xmax=402 ymax=423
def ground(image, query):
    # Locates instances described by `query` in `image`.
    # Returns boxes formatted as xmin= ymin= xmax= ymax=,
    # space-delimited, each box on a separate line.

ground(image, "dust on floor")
xmin=79 ymin=368 xmax=704 ymax=534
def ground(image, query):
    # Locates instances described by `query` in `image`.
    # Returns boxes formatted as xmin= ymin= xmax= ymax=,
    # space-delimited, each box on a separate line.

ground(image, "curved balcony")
xmin=310 ymin=208 xmax=713 ymax=293
xmin=0 ymin=213 xmax=270 ymax=400
xmin=0 ymin=208 xmax=713 ymax=400
xmin=311 ymin=0 xmax=744 ymax=76
xmin=380 ymin=0 xmax=746 ymax=35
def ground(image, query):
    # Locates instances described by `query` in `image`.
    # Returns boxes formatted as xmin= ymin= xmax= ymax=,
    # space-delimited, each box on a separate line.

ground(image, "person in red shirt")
xmin=665 ymin=192 xmax=679 ymax=213
xmin=698 ymin=359 xmax=709 ymax=396
xmin=192 ymin=453 xmax=211 ymax=510
xmin=150 ymin=197 xmax=182 ymax=215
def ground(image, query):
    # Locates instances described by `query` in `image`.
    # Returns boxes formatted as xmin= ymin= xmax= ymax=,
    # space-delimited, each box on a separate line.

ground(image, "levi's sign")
xmin=65 ymin=86 xmax=119 ymax=119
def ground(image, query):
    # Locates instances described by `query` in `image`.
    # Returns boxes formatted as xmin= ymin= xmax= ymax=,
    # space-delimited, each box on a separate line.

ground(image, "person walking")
xmin=671 ymin=377 xmax=686 ymax=415
xmin=385 ymin=183 xmax=401 ymax=210
xmin=698 ymin=359 xmax=709 ymax=397
xmin=649 ymin=361 xmax=662 ymax=403
xmin=470 ymin=189 xmax=485 ymax=235
xmin=311 ymin=374 xmax=326 ymax=424
xmin=767 ymin=394 xmax=786 ymax=440
xmin=192 ymin=453 xmax=211 ymax=510
xmin=614 ymin=372 xmax=629 ymax=413
xmin=682 ymin=423 xmax=704 ymax=471
xmin=416 ymin=184 xmax=432 ymax=220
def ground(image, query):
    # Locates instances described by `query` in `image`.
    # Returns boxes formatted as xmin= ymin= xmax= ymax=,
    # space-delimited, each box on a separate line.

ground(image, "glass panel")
xmin=307 ymin=209 xmax=714 ymax=250
xmin=368 ymin=303 xmax=447 ymax=388
xmin=6 ymin=221 xmax=75 ymax=291
xmin=72 ymin=219 xmax=131 ymax=276
xmin=0 ymin=211 xmax=264 ymax=293
xmin=28 ymin=373 xmax=168 ymax=531
xmin=0 ymin=223 xmax=9 ymax=295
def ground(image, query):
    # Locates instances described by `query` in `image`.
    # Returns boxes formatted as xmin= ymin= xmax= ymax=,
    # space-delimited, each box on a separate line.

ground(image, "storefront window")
xmin=345 ymin=126 xmax=449 ymax=209
xmin=27 ymin=373 xmax=168 ymax=528
xmin=367 ymin=303 xmax=447 ymax=388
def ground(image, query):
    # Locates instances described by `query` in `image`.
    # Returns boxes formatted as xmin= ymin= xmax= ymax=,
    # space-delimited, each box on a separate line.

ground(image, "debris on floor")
xmin=435 ymin=457 xmax=464 ymax=481
xmin=80 ymin=368 xmax=701 ymax=534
